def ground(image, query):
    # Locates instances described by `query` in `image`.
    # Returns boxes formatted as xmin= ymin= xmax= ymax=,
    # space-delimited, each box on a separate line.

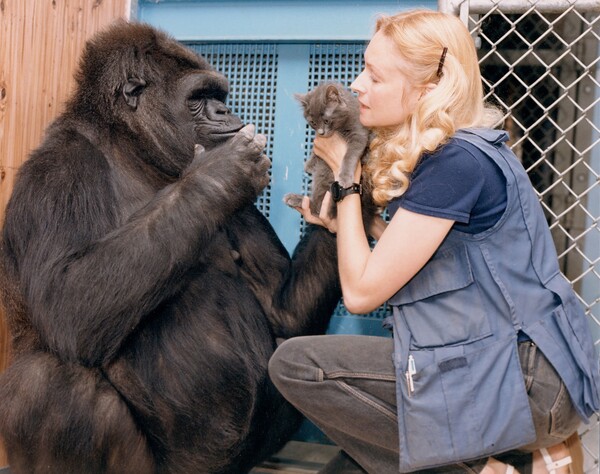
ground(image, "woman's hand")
xmin=313 ymin=133 xmax=349 ymax=180
xmin=294 ymin=194 xmax=338 ymax=234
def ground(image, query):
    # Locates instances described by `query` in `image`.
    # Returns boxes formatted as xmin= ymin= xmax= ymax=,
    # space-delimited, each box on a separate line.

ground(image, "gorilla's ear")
xmin=122 ymin=77 xmax=147 ymax=109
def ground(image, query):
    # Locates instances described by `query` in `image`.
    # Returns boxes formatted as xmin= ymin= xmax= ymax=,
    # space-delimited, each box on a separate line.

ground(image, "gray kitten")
xmin=284 ymin=82 xmax=371 ymax=218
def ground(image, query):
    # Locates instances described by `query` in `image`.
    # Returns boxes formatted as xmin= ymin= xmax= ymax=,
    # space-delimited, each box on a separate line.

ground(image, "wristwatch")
xmin=330 ymin=181 xmax=362 ymax=203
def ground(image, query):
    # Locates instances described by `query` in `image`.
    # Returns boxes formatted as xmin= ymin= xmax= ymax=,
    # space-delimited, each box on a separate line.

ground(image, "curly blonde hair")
xmin=365 ymin=10 xmax=504 ymax=206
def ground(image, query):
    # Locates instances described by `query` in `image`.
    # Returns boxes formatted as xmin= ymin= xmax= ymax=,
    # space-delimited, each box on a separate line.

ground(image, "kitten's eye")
xmin=323 ymin=119 xmax=330 ymax=125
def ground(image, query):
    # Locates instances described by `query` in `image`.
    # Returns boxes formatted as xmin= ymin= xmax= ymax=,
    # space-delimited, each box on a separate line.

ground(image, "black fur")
xmin=0 ymin=21 xmax=341 ymax=474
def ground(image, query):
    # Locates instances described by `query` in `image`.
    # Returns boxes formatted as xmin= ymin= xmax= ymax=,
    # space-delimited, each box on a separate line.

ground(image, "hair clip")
xmin=437 ymin=47 xmax=448 ymax=78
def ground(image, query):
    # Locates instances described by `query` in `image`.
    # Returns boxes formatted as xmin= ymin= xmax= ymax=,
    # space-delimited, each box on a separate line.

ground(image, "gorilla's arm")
xmin=228 ymin=207 xmax=341 ymax=338
xmin=3 ymin=128 xmax=269 ymax=366
xmin=273 ymin=225 xmax=341 ymax=337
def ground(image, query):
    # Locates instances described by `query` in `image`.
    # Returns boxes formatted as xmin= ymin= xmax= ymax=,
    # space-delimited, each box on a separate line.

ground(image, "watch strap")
xmin=331 ymin=181 xmax=362 ymax=202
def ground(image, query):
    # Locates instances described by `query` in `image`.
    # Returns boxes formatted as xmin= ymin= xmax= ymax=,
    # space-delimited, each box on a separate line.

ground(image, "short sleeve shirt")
xmin=387 ymin=138 xmax=507 ymax=234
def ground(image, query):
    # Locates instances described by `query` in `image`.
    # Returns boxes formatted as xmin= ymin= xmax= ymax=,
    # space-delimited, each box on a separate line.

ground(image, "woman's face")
xmin=351 ymin=31 xmax=421 ymax=129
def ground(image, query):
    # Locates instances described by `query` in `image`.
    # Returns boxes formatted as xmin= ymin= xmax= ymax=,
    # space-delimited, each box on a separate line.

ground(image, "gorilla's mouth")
xmin=211 ymin=127 xmax=243 ymax=136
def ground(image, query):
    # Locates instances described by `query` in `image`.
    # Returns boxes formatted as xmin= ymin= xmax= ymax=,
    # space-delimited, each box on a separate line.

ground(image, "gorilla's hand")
xmin=187 ymin=124 xmax=271 ymax=203
xmin=224 ymin=124 xmax=271 ymax=196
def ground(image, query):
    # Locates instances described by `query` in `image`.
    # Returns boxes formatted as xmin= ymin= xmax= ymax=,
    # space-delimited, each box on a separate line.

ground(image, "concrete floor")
xmin=1 ymin=426 xmax=597 ymax=473
xmin=0 ymin=442 xmax=339 ymax=474
xmin=251 ymin=441 xmax=340 ymax=473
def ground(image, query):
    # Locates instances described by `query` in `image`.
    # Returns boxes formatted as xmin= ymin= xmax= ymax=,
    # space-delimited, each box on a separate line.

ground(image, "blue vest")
xmin=387 ymin=128 xmax=600 ymax=472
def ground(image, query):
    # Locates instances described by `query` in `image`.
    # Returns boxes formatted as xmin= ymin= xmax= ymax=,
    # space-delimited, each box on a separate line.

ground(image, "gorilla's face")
xmin=182 ymin=72 xmax=244 ymax=148
xmin=73 ymin=22 xmax=245 ymax=177
xmin=121 ymin=69 xmax=244 ymax=148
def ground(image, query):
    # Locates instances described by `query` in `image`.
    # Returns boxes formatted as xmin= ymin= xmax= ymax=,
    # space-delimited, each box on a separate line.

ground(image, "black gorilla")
xmin=0 ymin=21 xmax=341 ymax=473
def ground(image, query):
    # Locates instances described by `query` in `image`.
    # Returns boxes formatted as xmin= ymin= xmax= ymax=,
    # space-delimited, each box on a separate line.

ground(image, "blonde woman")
xmin=269 ymin=9 xmax=598 ymax=474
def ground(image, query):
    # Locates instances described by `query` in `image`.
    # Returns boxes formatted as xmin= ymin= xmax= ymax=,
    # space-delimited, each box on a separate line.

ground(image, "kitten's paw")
xmin=283 ymin=193 xmax=304 ymax=208
xmin=337 ymin=173 xmax=356 ymax=188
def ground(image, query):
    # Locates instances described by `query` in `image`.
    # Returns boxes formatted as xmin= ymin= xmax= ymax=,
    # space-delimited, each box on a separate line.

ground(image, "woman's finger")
xmin=293 ymin=196 xmax=323 ymax=226
xmin=313 ymin=134 xmax=347 ymax=175
xmin=292 ymin=194 xmax=337 ymax=233
xmin=319 ymin=192 xmax=332 ymax=221
xmin=318 ymin=192 xmax=337 ymax=233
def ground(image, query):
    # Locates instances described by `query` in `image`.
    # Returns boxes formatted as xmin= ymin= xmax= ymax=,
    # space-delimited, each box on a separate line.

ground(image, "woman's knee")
xmin=268 ymin=339 xmax=293 ymax=391
xmin=268 ymin=336 xmax=322 ymax=397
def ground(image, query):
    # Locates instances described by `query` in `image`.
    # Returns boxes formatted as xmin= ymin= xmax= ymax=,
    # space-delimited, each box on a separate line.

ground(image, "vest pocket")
xmin=396 ymin=336 xmax=536 ymax=471
xmin=389 ymin=243 xmax=491 ymax=348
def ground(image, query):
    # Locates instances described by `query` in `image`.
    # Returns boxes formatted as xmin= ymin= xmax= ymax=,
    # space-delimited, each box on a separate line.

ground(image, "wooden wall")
xmin=0 ymin=0 xmax=131 ymax=466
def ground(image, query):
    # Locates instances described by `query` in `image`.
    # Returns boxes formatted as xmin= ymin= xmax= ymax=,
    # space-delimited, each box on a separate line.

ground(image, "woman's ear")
xmin=419 ymin=82 xmax=438 ymax=100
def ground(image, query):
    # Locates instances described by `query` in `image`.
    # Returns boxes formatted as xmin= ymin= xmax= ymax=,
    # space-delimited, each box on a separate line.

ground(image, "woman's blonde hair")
xmin=366 ymin=9 xmax=503 ymax=206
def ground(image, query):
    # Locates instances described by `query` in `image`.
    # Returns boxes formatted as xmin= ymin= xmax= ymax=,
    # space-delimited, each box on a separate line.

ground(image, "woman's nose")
xmin=350 ymin=72 xmax=365 ymax=94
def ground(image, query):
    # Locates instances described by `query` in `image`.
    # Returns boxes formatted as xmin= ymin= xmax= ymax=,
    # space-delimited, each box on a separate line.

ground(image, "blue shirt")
xmin=388 ymin=138 xmax=507 ymax=234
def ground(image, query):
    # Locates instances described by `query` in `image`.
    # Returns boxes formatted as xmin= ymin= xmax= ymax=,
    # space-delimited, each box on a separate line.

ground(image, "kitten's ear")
xmin=326 ymin=84 xmax=347 ymax=109
xmin=325 ymin=84 xmax=342 ymax=103
xmin=294 ymin=92 xmax=308 ymax=106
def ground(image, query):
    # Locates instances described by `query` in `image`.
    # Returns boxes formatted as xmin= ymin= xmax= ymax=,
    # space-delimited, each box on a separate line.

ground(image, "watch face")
xmin=330 ymin=181 xmax=342 ymax=202
xmin=330 ymin=181 xmax=361 ymax=202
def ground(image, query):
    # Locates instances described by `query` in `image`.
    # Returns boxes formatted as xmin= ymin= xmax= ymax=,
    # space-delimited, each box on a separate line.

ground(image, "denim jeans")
xmin=268 ymin=335 xmax=581 ymax=474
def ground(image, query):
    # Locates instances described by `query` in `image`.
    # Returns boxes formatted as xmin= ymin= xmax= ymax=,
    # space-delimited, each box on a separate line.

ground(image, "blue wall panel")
xmin=137 ymin=0 xmax=438 ymax=41
xmin=268 ymin=44 xmax=311 ymax=252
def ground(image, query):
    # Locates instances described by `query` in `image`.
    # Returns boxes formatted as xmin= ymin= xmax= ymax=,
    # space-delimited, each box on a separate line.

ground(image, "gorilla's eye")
xmin=189 ymin=88 xmax=227 ymax=104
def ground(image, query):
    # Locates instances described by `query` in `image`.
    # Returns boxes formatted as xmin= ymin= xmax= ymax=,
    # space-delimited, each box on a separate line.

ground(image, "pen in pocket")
xmin=405 ymin=354 xmax=416 ymax=395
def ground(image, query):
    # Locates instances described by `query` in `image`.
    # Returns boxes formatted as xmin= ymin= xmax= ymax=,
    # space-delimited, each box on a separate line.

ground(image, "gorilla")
xmin=0 ymin=21 xmax=341 ymax=473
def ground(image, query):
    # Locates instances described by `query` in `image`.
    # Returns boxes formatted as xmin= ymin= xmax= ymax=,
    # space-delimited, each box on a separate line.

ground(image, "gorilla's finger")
xmin=185 ymin=144 xmax=207 ymax=171
xmin=193 ymin=144 xmax=206 ymax=159
xmin=253 ymin=155 xmax=271 ymax=192
xmin=257 ymin=175 xmax=270 ymax=192
xmin=238 ymin=124 xmax=256 ymax=140
xmin=257 ymin=155 xmax=271 ymax=173
xmin=252 ymin=133 xmax=267 ymax=151
xmin=253 ymin=171 xmax=271 ymax=193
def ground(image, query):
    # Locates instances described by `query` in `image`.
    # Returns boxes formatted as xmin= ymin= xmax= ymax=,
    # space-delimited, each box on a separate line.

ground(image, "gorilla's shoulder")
xmin=20 ymin=125 xmax=111 ymax=196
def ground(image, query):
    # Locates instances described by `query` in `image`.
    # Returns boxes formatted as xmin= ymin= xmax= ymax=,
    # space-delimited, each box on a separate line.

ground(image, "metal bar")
xmin=439 ymin=0 xmax=600 ymax=15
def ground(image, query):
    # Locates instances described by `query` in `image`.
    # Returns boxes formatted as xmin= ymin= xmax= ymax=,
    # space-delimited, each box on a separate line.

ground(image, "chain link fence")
xmin=438 ymin=0 xmax=599 ymax=471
